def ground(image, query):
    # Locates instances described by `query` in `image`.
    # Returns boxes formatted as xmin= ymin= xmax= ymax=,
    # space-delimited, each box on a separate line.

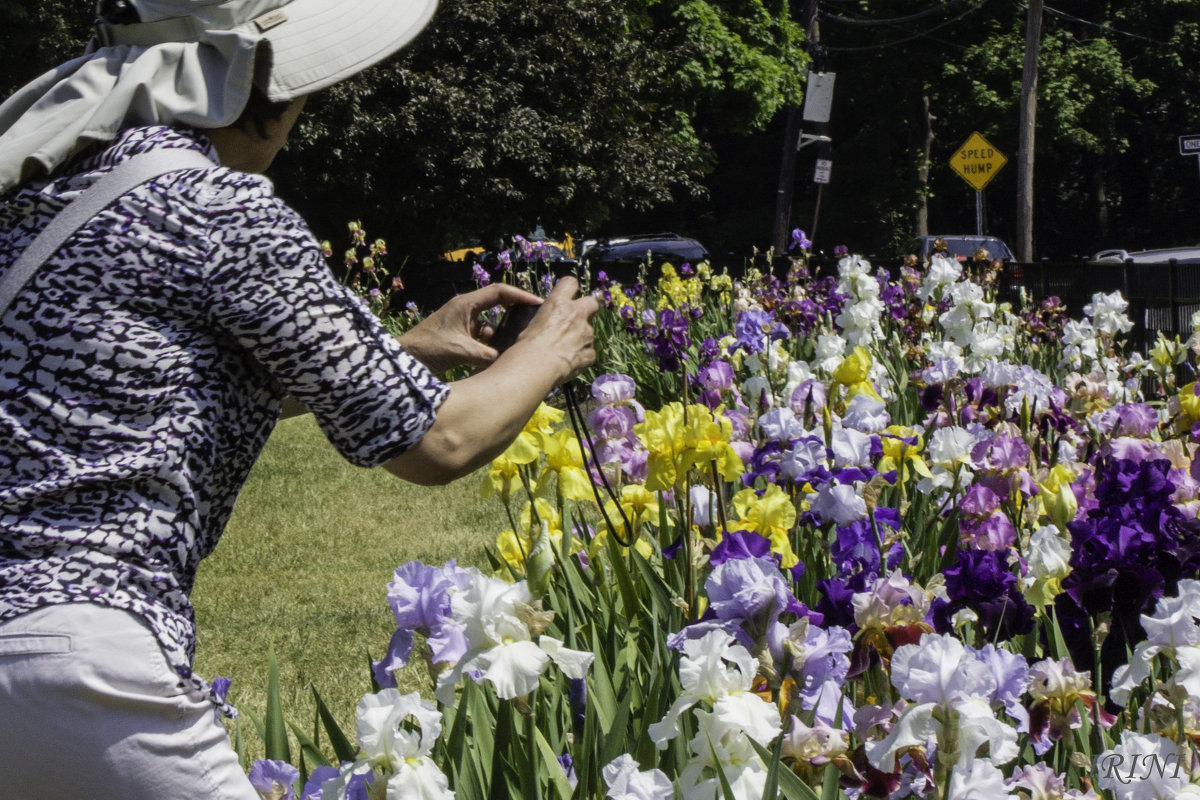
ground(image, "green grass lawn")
xmin=191 ymin=414 xmax=499 ymax=762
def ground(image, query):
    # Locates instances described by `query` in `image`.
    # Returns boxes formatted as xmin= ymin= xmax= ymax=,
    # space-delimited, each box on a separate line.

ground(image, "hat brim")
xmin=254 ymin=0 xmax=437 ymax=101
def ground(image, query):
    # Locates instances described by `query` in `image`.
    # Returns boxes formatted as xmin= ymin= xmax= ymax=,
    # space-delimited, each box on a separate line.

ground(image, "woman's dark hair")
xmin=233 ymin=84 xmax=295 ymax=139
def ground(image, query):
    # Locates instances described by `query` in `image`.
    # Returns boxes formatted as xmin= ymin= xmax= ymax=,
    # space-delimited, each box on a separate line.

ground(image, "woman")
xmin=0 ymin=1 xmax=598 ymax=797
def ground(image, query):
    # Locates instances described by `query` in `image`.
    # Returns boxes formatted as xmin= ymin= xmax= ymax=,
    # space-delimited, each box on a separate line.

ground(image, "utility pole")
xmin=1016 ymin=0 xmax=1043 ymax=263
xmin=771 ymin=0 xmax=822 ymax=256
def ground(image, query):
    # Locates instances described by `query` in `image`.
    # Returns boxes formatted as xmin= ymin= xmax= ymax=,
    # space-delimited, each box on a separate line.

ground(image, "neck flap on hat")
xmin=0 ymin=30 xmax=261 ymax=193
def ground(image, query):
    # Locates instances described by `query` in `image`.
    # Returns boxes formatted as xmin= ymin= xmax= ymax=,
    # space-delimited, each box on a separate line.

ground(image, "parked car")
xmin=580 ymin=233 xmax=709 ymax=267
xmin=1091 ymin=245 xmax=1200 ymax=264
xmin=910 ymin=235 xmax=1015 ymax=262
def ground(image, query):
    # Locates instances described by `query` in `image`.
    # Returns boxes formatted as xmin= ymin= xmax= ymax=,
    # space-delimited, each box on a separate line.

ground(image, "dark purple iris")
xmin=1055 ymin=457 xmax=1200 ymax=694
xmin=880 ymin=283 xmax=907 ymax=320
xmin=932 ymin=549 xmax=1034 ymax=640
xmin=709 ymin=530 xmax=774 ymax=565
xmin=646 ymin=308 xmax=691 ymax=373
xmin=831 ymin=515 xmax=904 ymax=577
xmin=815 ymin=572 xmax=873 ymax=631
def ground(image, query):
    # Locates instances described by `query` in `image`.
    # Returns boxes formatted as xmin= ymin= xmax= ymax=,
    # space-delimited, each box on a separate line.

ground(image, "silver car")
xmin=1092 ymin=246 xmax=1200 ymax=264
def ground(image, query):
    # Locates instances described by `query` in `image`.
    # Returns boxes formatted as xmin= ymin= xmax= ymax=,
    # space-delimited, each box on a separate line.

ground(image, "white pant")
xmin=0 ymin=604 xmax=259 ymax=800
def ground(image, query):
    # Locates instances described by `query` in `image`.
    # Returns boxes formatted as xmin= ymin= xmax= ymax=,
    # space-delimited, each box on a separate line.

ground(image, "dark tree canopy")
xmin=279 ymin=0 xmax=712 ymax=256
xmin=3 ymin=0 xmax=1199 ymax=261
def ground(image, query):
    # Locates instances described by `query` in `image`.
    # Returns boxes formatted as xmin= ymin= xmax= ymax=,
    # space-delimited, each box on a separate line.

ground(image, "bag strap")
xmin=0 ymin=148 xmax=216 ymax=320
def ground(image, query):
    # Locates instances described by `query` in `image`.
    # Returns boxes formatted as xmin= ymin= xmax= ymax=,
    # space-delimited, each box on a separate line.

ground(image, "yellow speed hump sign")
xmin=950 ymin=132 xmax=1007 ymax=192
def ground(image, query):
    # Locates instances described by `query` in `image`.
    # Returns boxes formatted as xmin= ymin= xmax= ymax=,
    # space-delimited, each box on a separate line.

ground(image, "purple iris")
xmin=705 ymin=555 xmax=803 ymax=625
xmin=373 ymin=560 xmax=472 ymax=685
xmin=695 ymin=359 xmax=736 ymax=409
xmin=1056 ymin=457 xmax=1200 ymax=694
xmin=814 ymin=572 xmax=873 ymax=631
xmin=733 ymin=309 xmax=788 ymax=354
xmin=1109 ymin=403 xmax=1161 ymax=437
xmin=971 ymin=435 xmax=1030 ymax=472
xmin=248 ymin=760 xmax=299 ymax=800
xmin=646 ymin=308 xmax=691 ymax=373
xmin=709 ymin=530 xmax=774 ymax=565
xmin=790 ymin=228 xmax=813 ymax=251
xmin=932 ymin=549 xmax=1034 ymax=641
xmin=831 ymin=511 xmax=903 ymax=577
xmin=880 ymin=283 xmax=907 ymax=320
xmin=300 ymin=765 xmax=340 ymax=800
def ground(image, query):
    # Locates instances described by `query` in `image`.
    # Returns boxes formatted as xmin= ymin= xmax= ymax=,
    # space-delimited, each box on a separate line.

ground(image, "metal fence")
xmin=400 ymin=254 xmax=1200 ymax=353
xmin=1001 ymin=259 xmax=1200 ymax=351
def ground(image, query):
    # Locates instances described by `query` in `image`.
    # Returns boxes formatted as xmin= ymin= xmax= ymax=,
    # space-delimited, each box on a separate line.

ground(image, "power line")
xmin=820 ymin=0 xmax=992 ymax=52
xmin=1042 ymin=4 xmax=1200 ymax=52
xmin=821 ymin=0 xmax=977 ymax=28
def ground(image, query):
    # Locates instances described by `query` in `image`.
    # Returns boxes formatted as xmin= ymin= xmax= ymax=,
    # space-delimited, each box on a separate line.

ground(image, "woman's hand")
xmin=397 ymin=283 xmax=544 ymax=374
xmin=501 ymin=276 xmax=599 ymax=385
xmin=384 ymin=276 xmax=599 ymax=485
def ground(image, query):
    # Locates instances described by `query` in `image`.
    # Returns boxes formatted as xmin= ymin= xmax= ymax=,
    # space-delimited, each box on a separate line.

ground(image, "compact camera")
xmin=490 ymin=303 xmax=540 ymax=352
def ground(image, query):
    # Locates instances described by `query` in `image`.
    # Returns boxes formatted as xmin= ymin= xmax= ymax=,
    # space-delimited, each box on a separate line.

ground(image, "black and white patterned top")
xmin=0 ymin=126 xmax=449 ymax=716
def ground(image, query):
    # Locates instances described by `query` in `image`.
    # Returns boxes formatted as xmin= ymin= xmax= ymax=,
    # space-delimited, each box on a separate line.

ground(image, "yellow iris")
xmin=656 ymin=264 xmax=703 ymax=310
xmin=588 ymin=485 xmax=659 ymax=562
xmin=730 ymin=484 xmax=799 ymax=567
xmin=1178 ymin=382 xmax=1200 ymax=431
xmin=830 ymin=346 xmax=882 ymax=403
xmin=636 ymin=402 xmax=687 ymax=492
xmin=495 ymin=498 xmax=576 ymax=576
xmin=535 ymin=428 xmax=595 ymax=502
xmin=876 ymin=425 xmax=932 ymax=484
xmin=1037 ymin=464 xmax=1079 ymax=531
xmin=680 ymin=405 xmax=743 ymax=485
xmin=480 ymin=431 xmax=541 ymax=502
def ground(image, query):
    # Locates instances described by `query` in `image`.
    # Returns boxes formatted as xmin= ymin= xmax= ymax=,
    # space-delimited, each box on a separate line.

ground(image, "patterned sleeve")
xmin=194 ymin=172 xmax=449 ymax=468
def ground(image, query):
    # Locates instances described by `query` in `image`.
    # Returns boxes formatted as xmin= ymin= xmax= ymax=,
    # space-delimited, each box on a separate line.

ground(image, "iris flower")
xmin=535 ymin=427 xmax=594 ymax=502
xmin=315 ymin=690 xmax=453 ymax=800
xmin=602 ymin=754 xmax=673 ymax=800
xmin=680 ymin=405 xmax=743 ymax=484
xmin=434 ymin=568 xmax=593 ymax=704
xmin=864 ymin=633 xmax=1019 ymax=774
xmin=649 ymin=629 xmax=781 ymax=750
xmin=248 ymin=760 xmax=299 ymax=800
xmin=730 ymin=484 xmax=799 ymax=568
xmin=876 ymin=425 xmax=931 ymax=484
xmin=637 ymin=402 xmax=687 ymax=491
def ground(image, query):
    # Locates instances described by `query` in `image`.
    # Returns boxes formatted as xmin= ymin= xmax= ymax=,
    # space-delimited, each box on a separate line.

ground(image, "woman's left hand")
xmin=396 ymin=283 xmax=543 ymax=374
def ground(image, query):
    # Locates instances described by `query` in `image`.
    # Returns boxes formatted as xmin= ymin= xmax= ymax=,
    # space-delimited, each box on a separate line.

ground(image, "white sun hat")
xmin=0 ymin=0 xmax=438 ymax=191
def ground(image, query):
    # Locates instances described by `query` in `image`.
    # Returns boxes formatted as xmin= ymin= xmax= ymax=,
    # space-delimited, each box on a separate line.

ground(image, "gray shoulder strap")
xmin=0 ymin=148 xmax=216 ymax=320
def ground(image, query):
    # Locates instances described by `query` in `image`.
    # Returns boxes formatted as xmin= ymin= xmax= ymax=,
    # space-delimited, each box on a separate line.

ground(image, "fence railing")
xmin=998 ymin=259 xmax=1200 ymax=351
xmin=399 ymin=254 xmax=1200 ymax=353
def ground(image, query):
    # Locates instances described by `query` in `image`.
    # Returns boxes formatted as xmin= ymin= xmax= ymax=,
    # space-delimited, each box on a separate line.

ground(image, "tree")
xmin=0 ymin=1 xmax=90 ymax=98
xmin=281 ymin=0 xmax=812 ymax=256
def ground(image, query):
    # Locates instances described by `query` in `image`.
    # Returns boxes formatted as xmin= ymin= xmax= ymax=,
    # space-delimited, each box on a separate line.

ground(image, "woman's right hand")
xmin=502 ymin=276 xmax=599 ymax=385
xmin=384 ymin=275 xmax=600 ymax=485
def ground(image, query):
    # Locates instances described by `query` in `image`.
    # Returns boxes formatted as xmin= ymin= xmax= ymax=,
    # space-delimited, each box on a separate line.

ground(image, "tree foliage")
xmin=281 ymin=0 xmax=714 ymax=254
xmin=282 ymin=0 xmax=812 ymax=255
xmin=3 ymin=0 xmax=1200 ymax=260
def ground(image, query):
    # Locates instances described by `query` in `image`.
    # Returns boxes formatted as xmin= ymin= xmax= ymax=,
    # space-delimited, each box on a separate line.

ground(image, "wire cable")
xmin=820 ymin=0 xmax=992 ymax=52
xmin=821 ymin=0 xmax=976 ymax=27
xmin=563 ymin=380 xmax=636 ymax=548
xmin=1042 ymin=4 xmax=1200 ymax=53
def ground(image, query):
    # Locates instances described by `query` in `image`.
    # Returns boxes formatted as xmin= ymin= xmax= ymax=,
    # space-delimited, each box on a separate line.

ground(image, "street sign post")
xmin=1181 ymin=135 xmax=1200 ymax=189
xmin=949 ymin=132 xmax=1008 ymax=235
xmin=813 ymin=159 xmax=832 ymax=184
